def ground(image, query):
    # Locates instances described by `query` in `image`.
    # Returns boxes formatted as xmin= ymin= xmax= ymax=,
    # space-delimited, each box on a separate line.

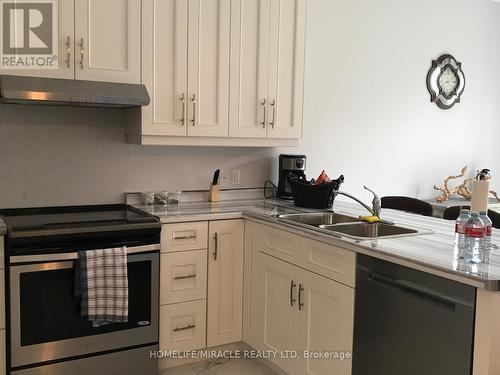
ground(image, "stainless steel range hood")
xmin=0 ymin=75 xmax=150 ymax=108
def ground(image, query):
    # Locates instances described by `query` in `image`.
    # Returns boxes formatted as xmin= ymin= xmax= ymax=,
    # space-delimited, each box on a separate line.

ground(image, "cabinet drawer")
xmin=301 ymin=238 xmax=356 ymax=287
xmin=160 ymin=250 xmax=207 ymax=305
xmin=160 ymin=300 xmax=206 ymax=352
xmin=161 ymin=222 xmax=208 ymax=253
xmin=260 ymin=225 xmax=301 ymax=265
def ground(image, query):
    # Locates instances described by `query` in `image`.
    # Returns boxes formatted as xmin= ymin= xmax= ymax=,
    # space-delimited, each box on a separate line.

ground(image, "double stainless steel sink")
xmin=277 ymin=212 xmax=425 ymax=240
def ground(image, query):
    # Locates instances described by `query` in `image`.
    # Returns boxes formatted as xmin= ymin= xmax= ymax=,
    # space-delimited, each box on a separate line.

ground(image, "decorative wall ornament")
xmin=433 ymin=166 xmax=500 ymax=202
xmin=427 ymin=54 xmax=466 ymax=109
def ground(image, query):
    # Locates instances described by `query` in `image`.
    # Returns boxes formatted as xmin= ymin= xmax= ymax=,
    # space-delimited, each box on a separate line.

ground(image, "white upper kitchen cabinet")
xmin=267 ymin=0 xmax=306 ymax=139
xmin=228 ymin=0 xmax=270 ymax=138
xmin=187 ymin=0 xmax=231 ymax=137
xmin=229 ymin=0 xmax=306 ymax=139
xmin=132 ymin=0 xmax=306 ymax=146
xmin=74 ymin=0 xmax=141 ymax=83
xmin=207 ymin=219 xmax=244 ymax=347
xmin=140 ymin=0 xmax=231 ymax=138
xmin=141 ymin=0 xmax=188 ymax=136
xmin=0 ymin=0 xmax=74 ymax=79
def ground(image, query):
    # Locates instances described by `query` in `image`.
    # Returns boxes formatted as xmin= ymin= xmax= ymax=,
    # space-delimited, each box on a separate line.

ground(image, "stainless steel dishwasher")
xmin=353 ymin=254 xmax=476 ymax=375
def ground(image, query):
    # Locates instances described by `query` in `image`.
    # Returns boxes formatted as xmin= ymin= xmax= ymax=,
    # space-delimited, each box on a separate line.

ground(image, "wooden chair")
xmin=381 ymin=196 xmax=434 ymax=217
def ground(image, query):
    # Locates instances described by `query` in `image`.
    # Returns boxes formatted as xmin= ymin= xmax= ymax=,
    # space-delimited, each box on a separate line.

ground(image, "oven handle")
xmin=10 ymin=243 xmax=160 ymax=264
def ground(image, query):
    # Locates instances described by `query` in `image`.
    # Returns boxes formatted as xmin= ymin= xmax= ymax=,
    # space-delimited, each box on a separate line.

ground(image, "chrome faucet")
xmin=336 ymin=186 xmax=382 ymax=218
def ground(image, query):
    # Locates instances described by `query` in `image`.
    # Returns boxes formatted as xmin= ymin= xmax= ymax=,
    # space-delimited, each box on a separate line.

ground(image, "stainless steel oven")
xmin=0 ymin=204 xmax=161 ymax=375
xmin=10 ymin=245 xmax=159 ymax=371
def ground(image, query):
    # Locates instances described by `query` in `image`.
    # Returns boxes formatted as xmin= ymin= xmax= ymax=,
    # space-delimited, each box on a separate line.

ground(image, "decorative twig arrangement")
xmin=433 ymin=166 xmax=500 ymax=203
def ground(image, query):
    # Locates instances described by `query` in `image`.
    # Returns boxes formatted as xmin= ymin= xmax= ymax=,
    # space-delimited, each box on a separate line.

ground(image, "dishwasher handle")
xmin=368 ymin=273 xmax=474 ymax=310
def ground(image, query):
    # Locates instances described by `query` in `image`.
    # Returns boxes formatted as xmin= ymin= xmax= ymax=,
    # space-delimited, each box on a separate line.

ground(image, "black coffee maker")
xmin=277 ymin=154 xmax=307 ymax=199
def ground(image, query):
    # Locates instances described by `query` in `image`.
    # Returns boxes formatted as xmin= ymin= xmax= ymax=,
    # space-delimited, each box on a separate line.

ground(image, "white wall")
xmin=0 ymin=105 xmax=272 ymax=207
xmin=280 ymin=0 xmax=500 ymax=202
xmin=2 ymin=0 xmax=500 ymax=208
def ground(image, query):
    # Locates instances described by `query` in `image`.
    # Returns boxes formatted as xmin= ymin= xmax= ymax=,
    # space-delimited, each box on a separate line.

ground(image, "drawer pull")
xmin=290 ymin=280 xmax=296 ymax=307
xmin=270 ymin=99 xmax=276 ymax=128
xmin=173 ymin=324 xmax=196 ymax=332
xmin=173 ymin=274 xmax=197 ymax=280
xmin=298 ymin=284 xmax=304 ymax=311
xmin=173 ymin=234 xmax=196 ymax=240
xmin=213 ymin=232 xmax=218 ymax=261
xmin=78 ymin=37 xmax=84 ymax=69
xmin=260 ymin=99 xmax=267 ymax=128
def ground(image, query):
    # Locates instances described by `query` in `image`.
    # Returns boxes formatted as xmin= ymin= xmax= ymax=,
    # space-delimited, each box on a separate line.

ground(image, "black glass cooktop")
xmin=0 ymin=204 xmax=160 ymax=239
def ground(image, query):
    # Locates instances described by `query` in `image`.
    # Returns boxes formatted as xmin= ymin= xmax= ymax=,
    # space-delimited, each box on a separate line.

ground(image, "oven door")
xmin=9 ymin=247 xmax=159 ymax=369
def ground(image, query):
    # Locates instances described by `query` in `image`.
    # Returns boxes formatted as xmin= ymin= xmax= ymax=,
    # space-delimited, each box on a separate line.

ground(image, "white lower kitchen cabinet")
xmin=244 ymin=221 xmax=355 ymax=375
xmin=159 ymin=300 xmax=207 ymax=352
xmin=260 ymin=253 xmax=301 ymax=374
xmin=158 ymin=219 xmax=244 ymax=369
xmin=207 ymin=219 xmax=245 ymax=347
xmin=298 ymin=266 xmax=355 ymax=375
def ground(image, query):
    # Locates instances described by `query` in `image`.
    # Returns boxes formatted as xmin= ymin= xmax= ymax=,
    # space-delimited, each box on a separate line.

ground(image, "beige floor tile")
xmin=161 ymin=358 xmax=280 ymax=375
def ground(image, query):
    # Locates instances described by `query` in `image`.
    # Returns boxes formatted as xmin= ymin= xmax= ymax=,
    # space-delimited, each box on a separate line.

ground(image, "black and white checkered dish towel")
xmin=77 ymin=247 xmax=129 ymax=328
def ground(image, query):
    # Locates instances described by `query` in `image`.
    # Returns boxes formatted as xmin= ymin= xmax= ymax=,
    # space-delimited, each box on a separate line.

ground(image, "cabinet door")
xmin=187 ymin=0 xmax=230 ymax=137
xmin=298 ymin=269 xmax=355 ymax=375
xmin=74 ymin=0 xmax=141 ymax=83
xmin=141 ymin=0 xmax=188 ymax=136
xmin=207 ymin=219 xmax=244 ymax=347
xmin=228 ymin=0 xmax=270 ymax=138
xmin=267 ymin=0 xmax=306 ymax=139
xmin=0 ymin=0 xmax=74 ymax=79
xmin=260 ymin=253 xmax=300 ymax=375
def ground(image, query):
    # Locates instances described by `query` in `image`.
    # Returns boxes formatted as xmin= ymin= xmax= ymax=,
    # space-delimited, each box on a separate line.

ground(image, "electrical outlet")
xmin=220 ymin=174 xmax=229 ymax=186
xmin=232 ymin=169 xmax=241 ymax=185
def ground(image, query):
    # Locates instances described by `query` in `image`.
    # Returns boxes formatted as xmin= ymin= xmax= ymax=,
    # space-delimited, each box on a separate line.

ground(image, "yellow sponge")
xmin=359 ymin=215 xmax=380 ymax=224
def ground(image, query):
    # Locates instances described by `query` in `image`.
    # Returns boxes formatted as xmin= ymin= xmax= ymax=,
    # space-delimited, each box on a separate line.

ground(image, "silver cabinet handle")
xmin=78 ymin=38 xmax=84 ymax=69
xmin=260 ymin=99 xmax=267 ymax=128
xmin=191 ymin=94 xmax=196 ymax=126
xmin=298 ymin=284 xmax=304 ymax=311
xmin=290 ymin=280 xmax=296 ymax=307
xmin=173 ymin=274 xmax=196 ymax=280
xmin=173 ymin=324 xmax=196 ymax=332
xmin=213 ymin=232 xmax=218 ymax=260
xmin=173 ymin=234 xmax=196 ymax=240
xmin=270 ymin=99 xmax=276 ymax=128
xmin=180 ymin=93 xmax=186 ymax=126
xmin=64 ymin=36 xmax=71 ymax=68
